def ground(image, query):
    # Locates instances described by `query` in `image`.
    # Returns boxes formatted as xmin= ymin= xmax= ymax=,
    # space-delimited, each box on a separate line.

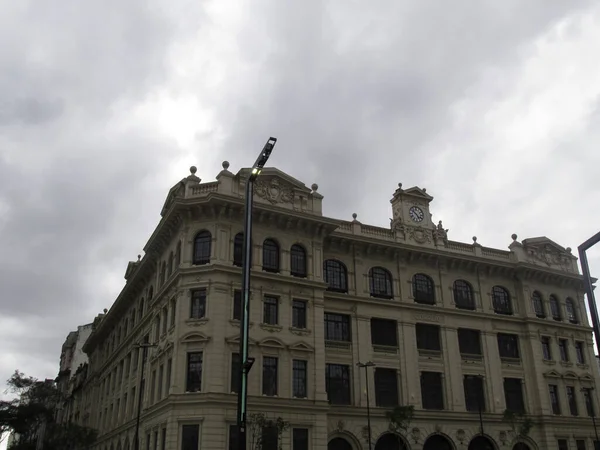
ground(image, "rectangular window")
xmin=325 ymin=363 xmax=351 ymax=405
xmin=576 ymin=341 xmax=586 ymax=364
xmin=162 ymin=306 xmax=168 ymax=334
xmin=374 ymin=368 xmax=398 ymax=407
xmin=233 ymin=290 xmax=242 ymax=320
xmin=166 ymin=358 xmax=172 ymax=397
xmin=228 ymin=425 xmax=239 ymax=450
xmin=263 ymin=296 xmax=279 ymax=325
xmin=262 ymin=356 xmax=278 ymax=396
xmin=558 ymin=439 xmax=568 ymax=450
xmin=576 ymin=440 xmax=587 ymax=450
xmin=181 ymin=424 xmax=200 ymax=450
xmin=157 ymin=365 xmax=164 ymax=400
xmin=292 ymin=300 xmax=307 ymax=329
xmin=190 ymin=289 xmax=207 ymax=319
xmin=559 ymin=339 xmax=569 ymax=362
xmin=293 ymin=360 xmax=307 ymax=398
xmin=324 ymin=313 xmax=351 ymax=341
xmin=549 ymin=384 xmax=561 ymax=414
xmin=161 ymin=428 xmax=166 ymax=450
xmin=186 ymin=352 xmax=203 ymax=392
xmin=130 ymin=387 xmax=136 ymax=417
xmin=231 ymin=353 xmax=240 ymax=393
xmin=497 ymin=334 xmax=520 ymax=359
xmin=504 ymin=378 xmax=525 ymax=413
xmin=464 ymin=375 xmax=485 ymax=412
xmin=293 ymin=428 xmax=309 ymax=450
xmin=416 ymin=324 xmax=441 ymax=352
xmin=541 ymin=337 xmax=552 ymax=360
xmin=458 ymin=329 xmax=482 ymax=355
xmin=262 ymin=425 xmax=278 ymax=450
xmin=567 ymin=386 xmax=578 ymax=416
xmin=370 ymin=318 xmax=398 ymax=347
xmin=421 ymin=372 xmax=444 ymax=410
xmin=154 ymin=430 xmax=158 ymax=450
xmin=584 ymin=388 xmax=595 ymax=416
xmin=170 ymin=298 xmax=176 ymax=327
xmin=146 ymin=433 xmax=150 ymax=450
xmin=150 ymin=370 xmax=157 ymax=404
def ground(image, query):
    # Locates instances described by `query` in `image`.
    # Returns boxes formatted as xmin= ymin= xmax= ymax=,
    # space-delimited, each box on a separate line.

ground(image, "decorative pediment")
xmin=180 ymin=332 xmax=211 ymax=344
xmin=401 ymin=186 xmax=434 ymax=201
xmin=543 ymin=370 xmax=561 ymax=379
xmin=521 ymin=236 xmax=576 ymax=272
xmin=288 ymin=341 xmax=314 ymax=352
xmin=563 ymin=371 xmax=579 ymax=380
xmin=580 ymin=374 xmax=594 ymax=382
xmin=225 ymin=335 xmax=257 ymax=346
xmin=160 ymin=181 xmax=186 ymax=216
xmin=257 ymin=337 xmax=286 ymax=349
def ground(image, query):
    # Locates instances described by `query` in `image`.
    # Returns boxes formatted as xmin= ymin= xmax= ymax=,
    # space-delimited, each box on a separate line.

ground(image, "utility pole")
xmin=578 ymin=231 xmax=600 ymax=349
xmin=133 ymin=340 xmax=157 ymax=450
xmin=357 ymin=362 xmax=375 ymax=450
xmin=237 ymin=138 xmax=277 ymax=450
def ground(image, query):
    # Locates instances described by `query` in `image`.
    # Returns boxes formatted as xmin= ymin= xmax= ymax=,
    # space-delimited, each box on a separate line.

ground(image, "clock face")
xmin=409 ymin=206 xmax=424 ymax=222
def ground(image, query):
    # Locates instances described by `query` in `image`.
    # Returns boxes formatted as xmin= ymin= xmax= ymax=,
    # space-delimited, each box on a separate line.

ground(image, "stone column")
xmin=442 ymin=327 xmax=463 ymax=410
xmin=400 ymin=322 xmax=420 ymax=407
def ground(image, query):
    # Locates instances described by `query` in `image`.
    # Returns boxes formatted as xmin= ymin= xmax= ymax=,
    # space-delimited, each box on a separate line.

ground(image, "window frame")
xmin=292 ymin=299 xmax=307 ymax=329
xmin=233 ymin=233 xmax=244 ymax=267
xmin=492 ymin=286 xmax=512 ymax=315
xmin=457 ymin=329 xmax=482 ymax=356
xmin=290 ymin=244 xmax=307 ymax=277
xmin=325 ymin=363 xmax=351 ymax=405
xmin=369 ymin=267 xmax=394 ymax=299
xmin=262 ymin=238 xmax=280 ymax=273
xmin=292 ymin=359 xmax=308 ymax=398
xmin=262 ymin=356 xmax=278 ymax=396
xmin=420 ymin=371 xmax=444 ymax=410
xmin=324 ymin=313 xmax=351 ymax=342
xmin=497 ymin=333 xmax=520 ymax=359
xmin=374 ymin=367 xmax=399 ymax=407
xmin=532 ymin=291 xmax=545 ymax=318
xmin=370 ymin=318 xmax=398 ymax=348
xmin=192 ymin=230 xmax=212 ymax=265
xmin=186 ymin=352 xmax=203 ymax=393
xmin=263 ymin=295 xmax=279 ymax=325
xmin=416 ymin=323 xmax=441 ymax=352
xmin=412 ymin=273 xmax=435 ymax=305
xmin=323 ymin=259 xmax=348 ymax=293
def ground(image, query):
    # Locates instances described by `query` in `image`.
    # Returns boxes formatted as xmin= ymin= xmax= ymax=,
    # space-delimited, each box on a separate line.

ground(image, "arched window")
xmin=193 ymin=230 xmax=212 ymax=265
xmin=412 ymin=274 xmax=435 ymax=305
xmin=233 ymin=232 xmax=244 ymax=267
xmin=328 ymin=437 xmax=353 ymax=450
xmin=531 ymin=291 xmax=545 ymax=318
xmin=492 ymin=286 xmax=512 ymax=315
xmin=175 ymin=240 xmax=182 ymax=266
xmin=468 ymin=436 xmax=495 ymax=450
xmin=148 ymin=286 xmax=154 ymax=301
xmin=549 ymin=295 xmax=562 ymax=321
xmin=262 ymin=239 xmax=280 ymax=272
xmin=369 ymin=267 xmax=393 ymax=299
xmin=323 ymin=260 xmax=348 ymax=293
xmin=566 ymin=298 xmax=578 ymax=323
xmin=453 ymin=279 xmax=475 ymax=310
xmin=159 ymin=261 xmax=166 ymax=286
xmin=167 ymin=251 xmax=174 ymax=277
xmin=290 ymin=244 xmax=307 ymax=277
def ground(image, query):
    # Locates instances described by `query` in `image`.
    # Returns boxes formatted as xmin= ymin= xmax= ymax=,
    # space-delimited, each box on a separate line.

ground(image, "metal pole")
xmin=365 ymin=367 xmax=373 ymax=450
xmin=578 ymin=231 xmax=600 ymax=349
xmin=134 ymin=343 xmax=156 ymax=450
xmin=236 ymin=138 xmax=276 ymax=450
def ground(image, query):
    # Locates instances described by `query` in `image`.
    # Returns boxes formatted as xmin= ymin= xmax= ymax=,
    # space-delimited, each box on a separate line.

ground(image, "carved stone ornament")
xmin=336 ymin=420 xmax=345 ymax=432
xmin=407 ymin=226 xmax=432 ymax=244
xmin=455 ymin=429 xmax=465 ymax=443
xmin=255 ymin=178 xmax=294 ymax=204
xmin=528 ymin=244 xmax=572 ymax=271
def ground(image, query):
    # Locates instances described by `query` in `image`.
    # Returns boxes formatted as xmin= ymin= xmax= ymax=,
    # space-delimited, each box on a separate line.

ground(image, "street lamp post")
xmin=578 ymin=231 xmax=600 ymax=349
xmin=237 ymin=137 xmax=277 ymax=450
xmin=133 ymin=340 xmax=158 ymax=450
xmin=583 ymin=387 xmax=600 ymax=450
xmin=357 ymin=362 xmax=376 ymax=450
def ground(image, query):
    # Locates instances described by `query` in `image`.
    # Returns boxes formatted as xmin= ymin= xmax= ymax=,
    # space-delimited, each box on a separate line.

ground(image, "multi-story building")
xmin=79 ymin=162 xmax=599 ymax=450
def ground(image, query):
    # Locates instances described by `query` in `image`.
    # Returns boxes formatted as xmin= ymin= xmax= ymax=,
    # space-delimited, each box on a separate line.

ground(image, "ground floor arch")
xmin=512 ymin=444 xmax=531 ymax=450
xmin=423 ymin=434 xmax=454 ymax=450
xmin=374 ymin=432 xmax=409 ymax=449
xmin=468 ymin=435 xmax=496 ymax=450
xmin=328 ymin=437 xmax=354 ymax=450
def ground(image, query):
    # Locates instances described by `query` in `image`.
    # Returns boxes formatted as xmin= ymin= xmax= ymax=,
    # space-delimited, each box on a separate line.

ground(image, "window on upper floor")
xmin=566 ymin=298 xmax=578 ymax=324
xmin=558 ymin=339 xmax=569 ymax=362
xmin=186 ymin=352 xmax=202 ymax=392
xmin=168 ymin=251 xmax=174 ymax=277
xmin=230 ymin=353 xmax=240 ymax=393
xmin=498 ymin=333 xmax=520 ymax=359
xmin=575 ymin=341 xmax=586 ymax=364
xmin=181 ymin=424 xmax=200 ymax=450
xmin=453 ymin=279 xmax=475 ymax=310
xmin=175 ymin=240 xmax=182 ymax=267
xmin=290 ymin=244 xmax=307 ymax=277
xmin=370 ymin=318 xmax=398 ymax=348
xmin=233 ymin=232 xmax=244 ymax=267
xmin=412 ymin=273 xmax=435 ymax=305
xmin=139 ymin=299 xmax=144 ymax=320
xmin=292 ymin=429 xmax=309 ymax=450
xmin=369 ymin=267 xmax=393 ymax=299
xmin=457 ymin=329 xmax=482 ymax=356
xmin=575 ymin=440 xmax=586 ymax=450
xmin=541 ymin=336 xmax=552 ymax=360
xmin=169 ymin=298 xmax=176 ymax=327
xmin=292 ymin=300 xmax=307 ymax=329
xmin=550 ymin=294 xmax=562 ymax=321
xmin=583 ymin=388 xmax=595 ymax=416
xmin=325 ymin=363 xmax=351 ymax=405
xmin=261 ymin=424 xmax=278 ymax=450
xmin=233 ymin=290 xmax=241 ymax=320
xmin=154 ymin=315 xmax=160 ymax=341
xmin=567 ymin=385 xmax=578 ymax=416
xmin=374 ymin=368 xmax=398 ymax=407
xmin=492 ymin=286 xmax=512 ymax=315
xmin=532 ymin=291 xmax=545 ymax=318
xmin=549 ymin=384 xmax=561 ymax=415
xmin=148 ymin=286 xmax=154 ymax=301
xmin=416 ymin=323 xmax=441 ymax=352
xmin=262 ymin=356 xmax=278 ymax=396
xmin=159 ymin=261 xmax=166 ymax=286
xmin=293 ymin=359 xmax=307 ymax=398
xmin=263 ymin=296 xmax=279 ymax=325
xmin=503 ymin=378 xmax=525 ymax=413
xmin=324 ymin=313 xmax=351 ymax=342
xmin=323 ymin=259 xmax=348 ymax=293
xmin=557 ymin=440 xmax=568 ymax=450
xmin=192 ymin=230 xmax=211 ymax=265
xmin=190 ymin=289 xmax=206 ymax=319
xmin=161 ymin=306 xmax=168 ymax=334
xmin=463 ymin=375 xmax=485 ymax=412
xmin=262 ymin=239 xmax=280 ymax=272
xmin=421 ymin=372 xmax=444 ymax=410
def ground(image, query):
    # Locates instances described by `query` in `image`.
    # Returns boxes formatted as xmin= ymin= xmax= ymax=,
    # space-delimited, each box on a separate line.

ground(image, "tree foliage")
xmin=1 ymin=370 xmax=97 ymax=450
xmin=247 ymin=413 xmax=290 ymax=450
xmin=502 ymin=409 xmax=534 ymax=440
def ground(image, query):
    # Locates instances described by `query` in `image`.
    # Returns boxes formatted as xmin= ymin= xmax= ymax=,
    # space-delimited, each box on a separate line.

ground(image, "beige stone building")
xmin=78 ymin=162 xmax=600 ymax=450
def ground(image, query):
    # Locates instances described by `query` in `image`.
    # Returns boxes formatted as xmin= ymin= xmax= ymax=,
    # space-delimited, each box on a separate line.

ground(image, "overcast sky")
xmin=1 ymin=0 xmax=600 ymax=421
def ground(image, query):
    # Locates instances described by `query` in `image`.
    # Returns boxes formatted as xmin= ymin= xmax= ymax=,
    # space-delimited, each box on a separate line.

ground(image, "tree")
xmin=1 ymin=371 xmax=97 ymax=450
xmin=247 ymin=413 xmax=290 ymax=450
xmin=502 ymin=409 xmax=534 ymax=447
xmin=386 ymin=405 xmax=414 ymax=449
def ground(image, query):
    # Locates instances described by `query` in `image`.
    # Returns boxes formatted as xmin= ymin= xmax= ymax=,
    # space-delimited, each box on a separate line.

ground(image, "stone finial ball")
xmin=511 ymin=233 xmax=518 ymax=241
xmin=190 ymin=166 xmax=197 ymax=174
xmin=311 ymin=183 xmax=318 ymax=191
xmin=423 ymin=188 xmax=427 ymax=192
xmin=566 ymin=247 xmax=572 ymax=253
xmin=398 ymin=183 xmax=402 ymax=188
xmin=103 ymin=308 xmax=108 ymax=314
xmin=472 ymin=236 xmax=477 ymax=242
xmin=222 ymin=161 xmax=230 ymax=170
xmin=352 ymin=213 xmax=357 ymax=220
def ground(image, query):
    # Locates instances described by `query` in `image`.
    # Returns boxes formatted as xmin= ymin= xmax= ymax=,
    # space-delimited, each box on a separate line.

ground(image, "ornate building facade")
xmin=77 ymin=162 xmax=599 ymax=450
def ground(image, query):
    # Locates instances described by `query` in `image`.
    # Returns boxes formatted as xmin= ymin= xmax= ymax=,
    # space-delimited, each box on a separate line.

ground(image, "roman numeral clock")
xmin=390 ymin=183 xmax=437 ymax=246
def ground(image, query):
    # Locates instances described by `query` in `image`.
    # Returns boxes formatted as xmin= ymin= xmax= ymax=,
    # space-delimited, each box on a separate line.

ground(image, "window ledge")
xmin=500 ymin=357 xmax=521 ymax=365
xmin=260 ymin=323 xmax=282 ymax=333
xmin=560 ymin=361 xmax=573 ymax=367
xmin=186 ymin=318 xmax=209 ymax=327
xmin=325 ymin=340 xmax=351 ymax=350
xmin=542 ymin=359 xmax=556 ymax=365
xmin=461 ymin=353 xmax=483 ymax=362
xmin=373 ymin=344 xmax=399 ymax=354
xmin=418 ymin=349 xmax=442 ymax=358
xmin=289 ymin=327 xmax=311 ymax=336
xmin=576 ymin=363 xmax=589 ymax=369
xmin=229 ymin=320 xmax=254 ymax=328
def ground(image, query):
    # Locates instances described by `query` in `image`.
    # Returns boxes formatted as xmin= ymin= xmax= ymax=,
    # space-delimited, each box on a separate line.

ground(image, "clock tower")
xmin=390 ymin=183 xmax=441 ymax=246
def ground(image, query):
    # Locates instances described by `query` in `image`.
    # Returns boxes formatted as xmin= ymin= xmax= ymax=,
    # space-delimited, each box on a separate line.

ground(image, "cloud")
xmin=1 ymin=0 xmax=600 ymax=417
